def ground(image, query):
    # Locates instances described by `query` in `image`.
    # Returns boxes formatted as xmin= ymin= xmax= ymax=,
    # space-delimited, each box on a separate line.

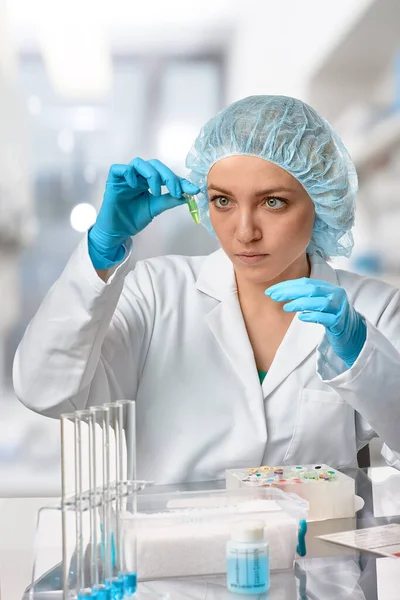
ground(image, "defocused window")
xmin=2 ymin=52 xmax=222 ymax=494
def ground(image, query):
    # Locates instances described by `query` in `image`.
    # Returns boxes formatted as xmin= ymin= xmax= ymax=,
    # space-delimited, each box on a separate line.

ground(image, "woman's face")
xmin=207 ymin=155 xmax=315 ymax=284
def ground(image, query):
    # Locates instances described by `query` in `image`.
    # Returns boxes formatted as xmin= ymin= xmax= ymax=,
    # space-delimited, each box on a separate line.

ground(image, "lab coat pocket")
xmin=283 ymin=389 xmax=356 ymax=468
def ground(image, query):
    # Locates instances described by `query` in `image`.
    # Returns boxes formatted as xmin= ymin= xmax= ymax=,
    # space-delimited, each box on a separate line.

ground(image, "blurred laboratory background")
xmin=0 ymin=0 xmax=399 ymax=496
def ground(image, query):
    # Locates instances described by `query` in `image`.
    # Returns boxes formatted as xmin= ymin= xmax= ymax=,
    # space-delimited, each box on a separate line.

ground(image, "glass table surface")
xmin=24 ymin=466 xmax=400 ymax=599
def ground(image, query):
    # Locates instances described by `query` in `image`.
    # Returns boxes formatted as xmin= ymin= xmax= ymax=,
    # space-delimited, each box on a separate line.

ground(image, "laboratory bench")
xmin=1 ymin=466 xmax=400 ymax=600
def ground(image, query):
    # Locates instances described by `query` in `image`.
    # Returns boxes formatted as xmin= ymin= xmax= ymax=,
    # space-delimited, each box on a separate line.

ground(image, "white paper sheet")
xmin=318 ymin=524 xmax=400 ymax=557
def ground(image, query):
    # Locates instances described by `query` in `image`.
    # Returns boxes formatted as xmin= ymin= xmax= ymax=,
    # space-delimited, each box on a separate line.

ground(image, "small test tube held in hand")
xmin=183 ymin=193 xmax=200 ymax=224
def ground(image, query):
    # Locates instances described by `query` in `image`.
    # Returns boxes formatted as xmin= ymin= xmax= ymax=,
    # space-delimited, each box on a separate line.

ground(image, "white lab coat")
xmin=13 ymin=237 xmax=400 ymax=484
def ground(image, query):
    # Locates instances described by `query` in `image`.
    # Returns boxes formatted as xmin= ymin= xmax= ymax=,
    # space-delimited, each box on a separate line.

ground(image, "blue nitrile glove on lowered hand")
xmin=265 ymin=278 xmax=367 ymax=369
xmin=88 ymin=157 xmax=200 ymax=270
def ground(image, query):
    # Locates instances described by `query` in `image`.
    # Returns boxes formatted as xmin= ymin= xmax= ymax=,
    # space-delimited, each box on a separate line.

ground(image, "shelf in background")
xmin=308 ymin=0 xmax=400 ymax=123
xmin=350 ymin=111 xmax=400 ymax=173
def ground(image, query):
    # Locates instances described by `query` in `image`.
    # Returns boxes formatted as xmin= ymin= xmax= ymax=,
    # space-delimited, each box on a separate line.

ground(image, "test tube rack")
xmin=58 ymin=401 xmax=145 ymax=600
xmin=225 ymin=464 xmax=355 ymax=521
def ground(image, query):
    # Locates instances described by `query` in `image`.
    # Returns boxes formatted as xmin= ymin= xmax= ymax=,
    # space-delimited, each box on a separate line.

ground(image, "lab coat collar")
xmin=196 ymin=249 xmax=339 ymax=299
xmin=197 ymin=250 xmax=340 ymax=401
xmin=262 ymin=254 xmax=340 ymax=397
xmin=197 ymin=249 xmax=264 ymax=435
xmin=196 ymin=248 xmax=236 ymax=301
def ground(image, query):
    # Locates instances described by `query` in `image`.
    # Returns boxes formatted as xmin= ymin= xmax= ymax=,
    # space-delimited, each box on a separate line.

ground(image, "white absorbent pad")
xmin=122 ymin=499 xmax=299 ymax=580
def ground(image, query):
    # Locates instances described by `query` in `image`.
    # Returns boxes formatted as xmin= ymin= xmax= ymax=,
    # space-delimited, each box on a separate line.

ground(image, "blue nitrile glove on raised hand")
xmin=88 ymin=157 xmax=200 ymax=270
xmin=265 ymin=278 xmax=367 ymax=368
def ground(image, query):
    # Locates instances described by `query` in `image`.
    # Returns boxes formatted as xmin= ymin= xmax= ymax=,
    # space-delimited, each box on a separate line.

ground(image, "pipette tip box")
xmin=225 ymin=464 xmax=355 ymax=521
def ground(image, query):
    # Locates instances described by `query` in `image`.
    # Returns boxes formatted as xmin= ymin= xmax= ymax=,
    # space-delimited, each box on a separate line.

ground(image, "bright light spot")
xmin=27 ymin=95 xmax=42 ymax=115
xmin=70 ymin=203 xmax=97 ymax=232
xmin=157 ymin=123 xmax=198 ymax=166
xmin=84 ymin=165 xmax=97 ymax=184
xmin=58 ymin=129 xmax=75 ymax=153
xmin=35 ymin=1 xmax=112 ymax=99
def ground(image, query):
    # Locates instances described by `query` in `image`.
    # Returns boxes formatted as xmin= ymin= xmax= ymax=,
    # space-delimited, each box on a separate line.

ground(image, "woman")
xmin=13 ymin=95 xmax=400 ymax=484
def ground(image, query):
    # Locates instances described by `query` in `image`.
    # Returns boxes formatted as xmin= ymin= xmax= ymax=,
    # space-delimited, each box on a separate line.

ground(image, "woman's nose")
xmin=235 ymin=212 xmax=262 ymax=244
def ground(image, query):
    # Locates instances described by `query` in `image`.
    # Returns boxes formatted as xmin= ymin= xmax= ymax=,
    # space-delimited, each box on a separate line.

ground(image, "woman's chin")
xmin=233 ymin=259 xmax=281 ymax=283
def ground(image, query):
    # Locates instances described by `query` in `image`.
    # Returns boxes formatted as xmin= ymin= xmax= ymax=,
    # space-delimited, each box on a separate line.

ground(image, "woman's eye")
xmin=214 ymin=196 xmax=231 ymax=208
xmin=265 ymin=197 xmax=286 ymax=209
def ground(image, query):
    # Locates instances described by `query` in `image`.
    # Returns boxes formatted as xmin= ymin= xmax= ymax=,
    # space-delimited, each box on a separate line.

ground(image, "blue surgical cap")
xmin=186 ymin=95 xmax=358 ymax=260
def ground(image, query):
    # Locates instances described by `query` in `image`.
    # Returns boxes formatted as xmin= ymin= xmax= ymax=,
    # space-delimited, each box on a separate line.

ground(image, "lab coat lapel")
xmin=261 ymin=317 xmax=324 ymax=397
xmin=262 ymin=255 xmax=340 ymax=398
xmin=205 ymin=295 xmax=262 ymax=405
xmin=196 ymin=251 xmax=340 ymax=401
xmin=196 ymin=250 xmax=263 ymax=410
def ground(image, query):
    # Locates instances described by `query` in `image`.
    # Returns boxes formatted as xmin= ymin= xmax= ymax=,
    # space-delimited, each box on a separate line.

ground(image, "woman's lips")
xmin=235 ymin=253 xmax=269 ymax=265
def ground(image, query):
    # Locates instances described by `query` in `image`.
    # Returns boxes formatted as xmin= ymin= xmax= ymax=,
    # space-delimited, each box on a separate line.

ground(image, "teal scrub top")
xmin=258 ymin=370 xmax=267 ymax=384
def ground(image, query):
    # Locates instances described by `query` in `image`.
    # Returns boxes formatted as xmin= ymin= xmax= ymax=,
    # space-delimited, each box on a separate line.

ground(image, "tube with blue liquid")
xmin=115 ymin=400 xmax=138 ymax=598
xmin=90 ymin=406 xmax=113 ymax=600
xmin=104 ymin=401 xmax=138 ymax=599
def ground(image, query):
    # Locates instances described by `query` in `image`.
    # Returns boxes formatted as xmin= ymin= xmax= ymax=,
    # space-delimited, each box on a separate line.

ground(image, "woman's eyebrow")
xmin=254 ymin=186 xmax=296 ymax=196
xmin=207 ymin=185 xmax=234 ymax=195
xmin=207 ymin=184 xmax=296 ymax=196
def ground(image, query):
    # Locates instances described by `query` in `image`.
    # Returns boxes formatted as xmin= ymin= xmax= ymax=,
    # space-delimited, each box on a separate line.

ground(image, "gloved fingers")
xmin=134 ymin=173 xmax=153 ymax=191
xmin=266 ymin=281 xmax=324 ymax=302
xmin=150 ymin=193 xmax=186 ymax=218
xmin=147 ymin=159 xmax=183 ymax=198
xmin=180 ymin=178 xmax=200 ymax=195
xmin=128 ymin=157 xmax=162 ymax=197
xmin=328 ymin=302 xmax=351 ymax=336
xmin=107 ymin=164 xmax=138 ymax=187
xmin=265 ymin=279 xmax=339 ymax=303
xmin=268 ymin=277 xmax=333 ymax=290
xmin=297 ymin=311 xmax=337 ymax=328
xmin=282 ymin=297 xmax=334 ymax=314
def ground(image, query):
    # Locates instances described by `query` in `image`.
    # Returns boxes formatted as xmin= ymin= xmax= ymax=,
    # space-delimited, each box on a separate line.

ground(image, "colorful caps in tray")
xmin=242 ymin=465 xmax=336 ymax=484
